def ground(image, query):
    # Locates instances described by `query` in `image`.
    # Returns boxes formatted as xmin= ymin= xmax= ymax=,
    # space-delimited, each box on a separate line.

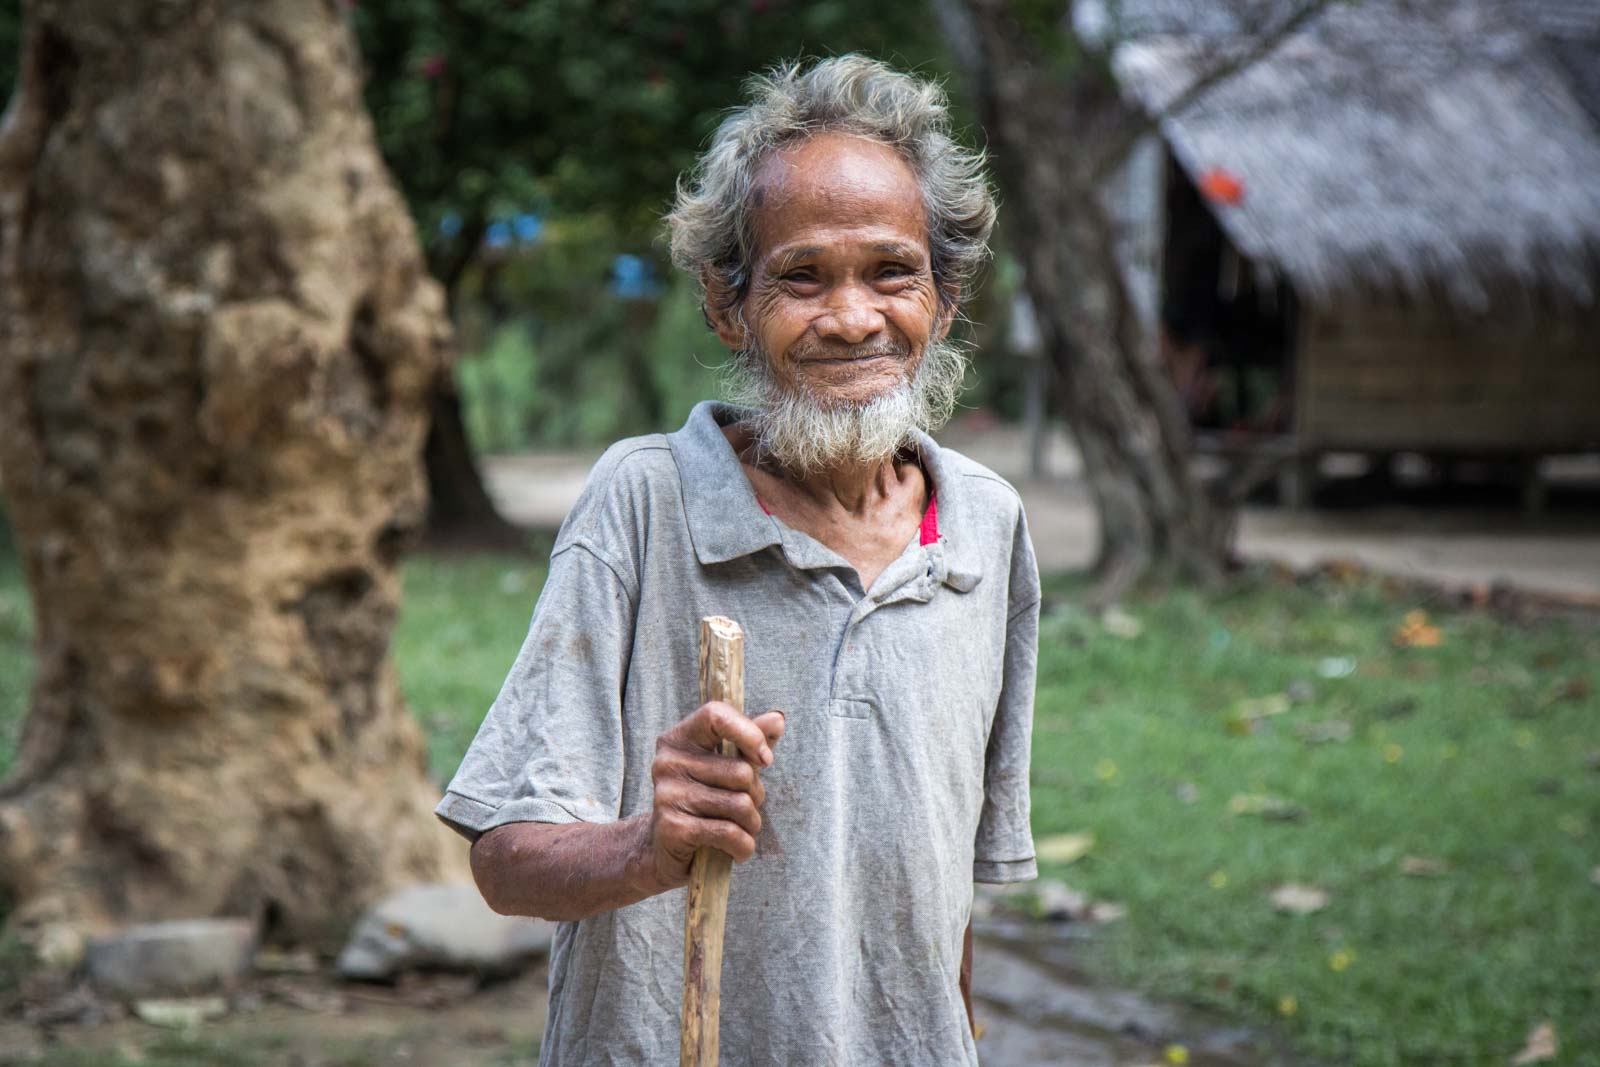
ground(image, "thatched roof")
xmin=1106 ymin=0 xmax=1600 ymax=311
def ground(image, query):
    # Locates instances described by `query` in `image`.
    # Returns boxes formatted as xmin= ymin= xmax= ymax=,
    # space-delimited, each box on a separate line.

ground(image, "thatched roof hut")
xmin=1111 ymin=0 xmax=1600 ymax=311
xmin=1092 ymin=0 xmax=1600 ymax=500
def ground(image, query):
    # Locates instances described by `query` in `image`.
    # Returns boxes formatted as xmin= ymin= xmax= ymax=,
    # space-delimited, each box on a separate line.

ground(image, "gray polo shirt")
xmin=436 ymin=399 xmax=1039 ymax=1067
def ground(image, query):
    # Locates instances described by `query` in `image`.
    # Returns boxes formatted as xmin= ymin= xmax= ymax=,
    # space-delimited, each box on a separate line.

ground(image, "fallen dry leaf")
xmin=1511 ymin=1021 xmax=1557 ymax=1065
xmin=1401 ymin=855 xmax=1450 ymax=878
xmin=1226 ymin=693 xmax=1292 ymax=735
xmin=1393 ymin=609 xmax=1442 ymax=648
xmin=1089 ymin=901 xmax=1128 ymax=923
xmin=1544 ymin=675 xmax=1592 ymax=707
xmin=1229 ymin=793 xmax=1305 ymax=820
xmin=1237 ymin=693 xmax=1292 ymax=720
xmin=1101 ymin=606 xmax=1143 ymax=639
xmin=1269 ymin=883 xmax=1330 ymax=914
xmin=1034 ymin=832 xmax=1095 ymax=865
xmin=1297 ymin=719 xmax=1352 ymax=744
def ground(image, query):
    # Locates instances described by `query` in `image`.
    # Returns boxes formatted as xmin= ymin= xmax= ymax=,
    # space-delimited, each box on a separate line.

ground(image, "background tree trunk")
xmin=422 ymin=378 xmax=528 ymax=550
xmin=947 ymin=0 xmax=1234 ymax=597
xmin=0 ymin=0 xmax=464 ymax=944
xmin=421 ymin=212 xmax=527 ymax=550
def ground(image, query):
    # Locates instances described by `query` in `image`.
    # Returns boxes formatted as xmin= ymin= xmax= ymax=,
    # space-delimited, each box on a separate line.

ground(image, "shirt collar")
xmin=666 ymin=400 xmax=984 ymax=591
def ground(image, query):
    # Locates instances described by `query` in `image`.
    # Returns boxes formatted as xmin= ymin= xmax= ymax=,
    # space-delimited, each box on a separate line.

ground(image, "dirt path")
xmin=2 ymin=929 xmax=1296 ymax=1067
xmin=483 ymin=425 xmax=1600 ymax=599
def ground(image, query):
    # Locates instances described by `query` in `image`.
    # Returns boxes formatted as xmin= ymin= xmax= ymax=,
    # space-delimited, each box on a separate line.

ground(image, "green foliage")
xmin=451 ymin=213 xmax=725 ymax=449
xmin=347 ymin=0 xmax=974 ymax=447
xmin=350 ymin=0 xmax=951 ymax=281
xmin=457 ymin=286 xmax=724 ymax=452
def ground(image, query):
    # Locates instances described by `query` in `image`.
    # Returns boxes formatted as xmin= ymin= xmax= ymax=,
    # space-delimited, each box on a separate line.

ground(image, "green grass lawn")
xmin=1 ymin=543 xmax=1597 ymax=1066
xmin=391 ymin=544 xmax=553 ymax=781
xmin=1028 ymin=570 xmax=1600 ymax=1067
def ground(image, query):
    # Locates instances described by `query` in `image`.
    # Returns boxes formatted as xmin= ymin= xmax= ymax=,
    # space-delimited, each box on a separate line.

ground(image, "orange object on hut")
xmin=1198 ymin=167 xmax=1245 ymax=205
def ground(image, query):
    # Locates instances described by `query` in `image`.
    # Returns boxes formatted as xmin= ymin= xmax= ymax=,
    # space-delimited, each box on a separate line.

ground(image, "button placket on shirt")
xmin=829 ymin=543 xmax=940 ymax=718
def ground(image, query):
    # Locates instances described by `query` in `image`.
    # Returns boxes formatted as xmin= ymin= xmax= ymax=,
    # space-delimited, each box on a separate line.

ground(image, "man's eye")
xmin=879 ymin=264 xmax=913 ymax=279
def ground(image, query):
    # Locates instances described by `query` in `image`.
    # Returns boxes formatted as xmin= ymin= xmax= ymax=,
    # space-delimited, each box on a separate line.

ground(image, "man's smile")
xmin=805 ymin=354 xmax=897 ymax=365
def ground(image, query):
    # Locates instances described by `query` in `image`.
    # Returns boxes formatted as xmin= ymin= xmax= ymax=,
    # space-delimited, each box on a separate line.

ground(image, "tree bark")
xmin=948 ymin=0 xmax=1233 ymax=597
xmin=0 ymin=0 xmax=464 ymax=945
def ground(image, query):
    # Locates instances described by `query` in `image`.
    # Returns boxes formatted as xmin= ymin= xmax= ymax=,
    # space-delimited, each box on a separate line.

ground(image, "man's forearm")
xmin=471 ymin=815 xmax=666 ymax=922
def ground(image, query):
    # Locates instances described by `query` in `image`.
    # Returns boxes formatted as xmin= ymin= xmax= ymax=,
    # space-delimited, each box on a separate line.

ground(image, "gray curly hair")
xmin=666 ymin=54 xmax=998 ymax=319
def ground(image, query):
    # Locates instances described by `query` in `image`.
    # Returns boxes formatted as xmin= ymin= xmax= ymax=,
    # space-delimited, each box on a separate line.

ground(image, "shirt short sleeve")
xmin=973 ymin=506 xmax=1041 ymax=884
xmin=433 ymin=541 xmax=636 ymax=842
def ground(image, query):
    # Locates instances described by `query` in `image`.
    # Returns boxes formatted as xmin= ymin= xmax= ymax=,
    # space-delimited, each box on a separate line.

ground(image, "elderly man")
xmin=436 ymin=55 xmax=1039 ymax=1066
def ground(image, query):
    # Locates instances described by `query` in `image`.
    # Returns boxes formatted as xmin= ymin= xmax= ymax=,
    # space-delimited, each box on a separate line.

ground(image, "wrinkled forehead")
xmin=748 ymin=132 xmax=928 ymax=261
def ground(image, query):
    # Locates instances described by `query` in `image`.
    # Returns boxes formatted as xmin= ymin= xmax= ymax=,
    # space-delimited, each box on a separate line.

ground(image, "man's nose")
xmin=815 ymin=285 xmax=886 ymax=345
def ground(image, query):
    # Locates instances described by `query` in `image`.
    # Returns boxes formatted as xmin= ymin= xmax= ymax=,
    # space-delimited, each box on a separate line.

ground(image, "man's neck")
xmin=721 ymin=422 xmax=925 ymax=520
xmin=790 ymin=453 xmax=918 ymax=516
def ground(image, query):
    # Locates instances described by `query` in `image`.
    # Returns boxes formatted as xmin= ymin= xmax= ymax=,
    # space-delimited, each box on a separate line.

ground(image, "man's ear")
xmin=933 ymin=296 xmax=959 ymax=343
xmin=701 ymin=273 xmax=749 ymax=351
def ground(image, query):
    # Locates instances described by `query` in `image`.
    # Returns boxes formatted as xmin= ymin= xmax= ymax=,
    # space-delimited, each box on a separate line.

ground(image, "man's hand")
xmin=644 ymin=701 xmax=786 ymax=888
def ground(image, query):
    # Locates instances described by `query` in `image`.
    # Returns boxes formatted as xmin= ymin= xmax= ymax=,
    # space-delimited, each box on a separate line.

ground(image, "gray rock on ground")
xmin=336 ymin=882 xmax=554 ymax=981
xmin=86 ymin=919 xmax=257 ymax=999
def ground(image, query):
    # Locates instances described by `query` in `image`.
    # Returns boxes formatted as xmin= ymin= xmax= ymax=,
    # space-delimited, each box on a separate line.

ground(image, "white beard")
xmin=720 ymin=333 xmax=969 ymax=476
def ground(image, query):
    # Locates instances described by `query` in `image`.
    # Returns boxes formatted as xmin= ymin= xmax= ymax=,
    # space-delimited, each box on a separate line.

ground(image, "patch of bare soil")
xmin=0 ymin=966 xmax=550 ymax=1066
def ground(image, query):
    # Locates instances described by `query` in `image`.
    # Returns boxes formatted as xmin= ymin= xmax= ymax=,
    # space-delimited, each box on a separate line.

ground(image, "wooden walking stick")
xmin=681 ymin=615 xmax=745 ymax=1067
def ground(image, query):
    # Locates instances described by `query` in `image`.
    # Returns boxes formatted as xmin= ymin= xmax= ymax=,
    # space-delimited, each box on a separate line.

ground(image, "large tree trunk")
xmin=0 ymin=0 xmax=464 ymax=946
xmin=950 ymin=0 xmax=1234 ymax=597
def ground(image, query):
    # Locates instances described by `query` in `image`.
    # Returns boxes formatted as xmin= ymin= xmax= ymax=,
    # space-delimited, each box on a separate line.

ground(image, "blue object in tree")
xmin=512 ymin=213 xmax=544 ymax=243
xmin=610 ymin=253 xmax=661 ymax=299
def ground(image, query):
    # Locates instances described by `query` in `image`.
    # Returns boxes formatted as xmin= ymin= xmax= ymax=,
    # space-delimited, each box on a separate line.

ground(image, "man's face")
xmin=715 ymin=132 xmax=953 ymax=410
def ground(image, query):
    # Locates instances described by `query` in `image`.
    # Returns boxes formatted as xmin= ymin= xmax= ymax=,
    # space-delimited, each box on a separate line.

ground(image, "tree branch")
xmin=1087 ymin=0 xmax=1349 ymax=182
